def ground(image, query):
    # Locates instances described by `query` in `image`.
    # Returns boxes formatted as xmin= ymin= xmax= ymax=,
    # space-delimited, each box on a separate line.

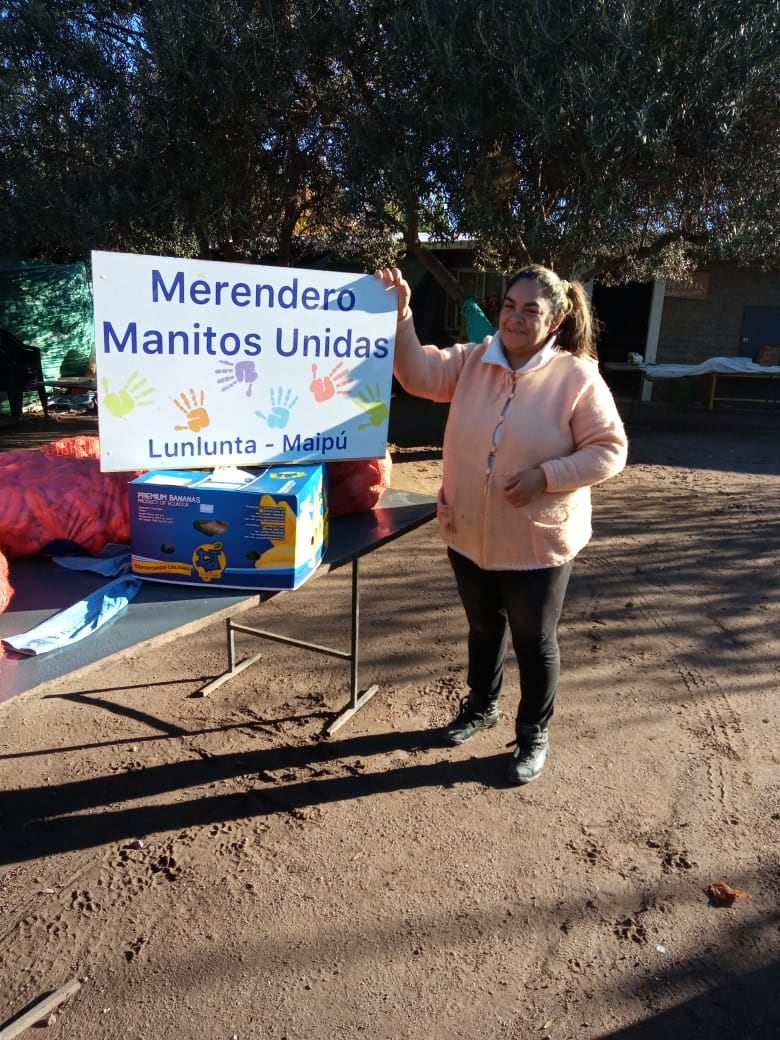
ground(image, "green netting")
xmin=0 ymin=259 xmax=94 ymax=388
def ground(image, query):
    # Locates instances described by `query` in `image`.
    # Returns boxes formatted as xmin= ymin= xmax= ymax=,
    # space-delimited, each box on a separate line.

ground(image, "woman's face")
xmin=498 ymin=279 xmax=562 ymax=369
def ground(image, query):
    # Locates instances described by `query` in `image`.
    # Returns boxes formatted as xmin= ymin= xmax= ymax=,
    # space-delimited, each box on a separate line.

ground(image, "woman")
xmin=376 ymin=264 xmax=628 ymax=784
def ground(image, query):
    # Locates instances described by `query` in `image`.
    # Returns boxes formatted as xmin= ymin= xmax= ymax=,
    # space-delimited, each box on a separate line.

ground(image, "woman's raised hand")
xmin=374 ymin=267 xmax=412 ymax=321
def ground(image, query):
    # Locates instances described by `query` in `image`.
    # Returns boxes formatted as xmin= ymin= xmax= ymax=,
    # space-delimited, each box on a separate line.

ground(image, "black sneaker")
xmin=506 ymin=726 xmax=549 ymax=784
xmin=443 ymin=698 xmax=499 ymax=745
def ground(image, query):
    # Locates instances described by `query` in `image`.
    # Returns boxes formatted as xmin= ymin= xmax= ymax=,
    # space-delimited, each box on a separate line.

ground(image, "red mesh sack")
xmin=0 ymin=438 xmax=142 ymax=559
xmin=326 ymin=452 xmax=392 ymax=518
xmin=40 ymin=434 xmax=101 ymax=459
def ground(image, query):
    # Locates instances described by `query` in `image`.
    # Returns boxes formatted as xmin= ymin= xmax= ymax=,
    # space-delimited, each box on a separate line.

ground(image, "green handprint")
xmin=101 ymin=373 xmax=154 ymax=417
xmin=354 ymin=384 xmax=389 ymax=430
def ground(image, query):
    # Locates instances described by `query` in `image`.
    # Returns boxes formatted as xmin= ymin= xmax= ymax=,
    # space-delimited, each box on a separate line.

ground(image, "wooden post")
xmin=0 ymin=979 xmax=82 ymax=1039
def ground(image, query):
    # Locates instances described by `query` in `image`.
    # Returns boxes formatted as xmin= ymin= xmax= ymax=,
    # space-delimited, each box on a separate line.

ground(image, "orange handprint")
xmin=309 ymin=362 xmax=354 ymax=402
xmin=173 ymin=387 xmax=210 ymax=432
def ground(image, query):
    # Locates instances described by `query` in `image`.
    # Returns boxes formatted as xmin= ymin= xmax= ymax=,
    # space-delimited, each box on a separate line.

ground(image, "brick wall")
xmin=656 ymin=266 xmax=780 ymax=364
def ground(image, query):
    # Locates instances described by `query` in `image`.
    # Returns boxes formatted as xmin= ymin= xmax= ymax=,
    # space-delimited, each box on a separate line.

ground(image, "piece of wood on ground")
xmin=0 ymin=979 xmax=82 ymax=1039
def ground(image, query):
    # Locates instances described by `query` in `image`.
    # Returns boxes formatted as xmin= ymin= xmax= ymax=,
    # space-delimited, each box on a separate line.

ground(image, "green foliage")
xmin=0 ymin=0 xmax=777 ymax=288
xmin=406 ymin=0 xmax=780 ymax=280
xmin=0 ymin=259 xmax=94 ymax=378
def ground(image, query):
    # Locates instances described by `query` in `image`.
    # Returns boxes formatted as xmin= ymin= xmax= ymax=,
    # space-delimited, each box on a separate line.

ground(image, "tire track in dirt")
xmin=0 ymin=852 xmax=95 ymax=946
xmin=587 ymin=548 xmax=748 ymax=813
xmin=1 ymin=813 xmax=271 ymax=1020
xmin=0 ymin=828 xmax=199 ymax=1017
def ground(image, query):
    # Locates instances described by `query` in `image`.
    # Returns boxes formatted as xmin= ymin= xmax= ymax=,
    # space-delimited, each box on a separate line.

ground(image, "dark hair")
xmin=506 ymin=264 xmax=597 ymax=359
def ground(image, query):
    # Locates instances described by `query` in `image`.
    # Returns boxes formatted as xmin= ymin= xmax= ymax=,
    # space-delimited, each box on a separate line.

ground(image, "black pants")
xmin=448 ymin=549 xmax=572 ymax=733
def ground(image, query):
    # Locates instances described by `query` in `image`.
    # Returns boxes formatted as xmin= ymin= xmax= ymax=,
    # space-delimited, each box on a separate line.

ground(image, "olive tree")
xmin=334 ymin=0 xmax=779 ymax=289
xmin=1 ymin=0 xmax=777 ymax=293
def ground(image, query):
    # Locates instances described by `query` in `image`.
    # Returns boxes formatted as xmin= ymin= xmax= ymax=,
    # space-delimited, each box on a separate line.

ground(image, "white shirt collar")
xmin=482 ymin=332 xmax=559 ymax=373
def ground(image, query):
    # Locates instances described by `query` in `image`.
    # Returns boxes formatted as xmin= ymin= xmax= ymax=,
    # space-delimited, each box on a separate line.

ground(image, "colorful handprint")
xmin=101 ymin=373 xmax=154 ymax=417
xmin=256 ymin=386 xmax=298 ymax=429
xmin=354 ymin=384 xmax=389 ymax=429
xmin=174 ymin=387 xmax=210 ymax=432
xmin=310 ymin=362 xmax=355 ymax=402
xmin=215 ymin=360 xmax=258 ymax=398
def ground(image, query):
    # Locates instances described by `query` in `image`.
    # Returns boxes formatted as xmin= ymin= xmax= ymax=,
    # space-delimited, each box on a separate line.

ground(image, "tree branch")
xmin=579 ymin=229 xmax=707 ymax=284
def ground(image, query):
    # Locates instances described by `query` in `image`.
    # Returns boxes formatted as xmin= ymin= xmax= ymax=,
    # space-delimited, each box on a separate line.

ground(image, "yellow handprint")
xmin=173 ymin=388 xmax=210 ymax=432
xmin=101 ymin=373 xmax=154 ymax=417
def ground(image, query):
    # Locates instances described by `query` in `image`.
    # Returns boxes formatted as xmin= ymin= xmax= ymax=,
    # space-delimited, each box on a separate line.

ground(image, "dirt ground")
xmin=0 ymin=395 xmax=778 ymax=1040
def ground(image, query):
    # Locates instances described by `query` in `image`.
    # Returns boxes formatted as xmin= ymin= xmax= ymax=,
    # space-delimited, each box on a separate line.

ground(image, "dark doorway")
xmin=591 ymin=282 xmax=653 ymax=363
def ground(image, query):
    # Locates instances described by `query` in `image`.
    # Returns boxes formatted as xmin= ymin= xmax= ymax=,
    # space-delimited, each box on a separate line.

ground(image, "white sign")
xmin=91 ymin=251 xmax=398 ymax=472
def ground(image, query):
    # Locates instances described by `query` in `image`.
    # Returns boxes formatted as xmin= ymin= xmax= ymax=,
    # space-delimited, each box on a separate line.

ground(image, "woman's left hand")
xmin=504 ymin=466 xmax=546 ymax=506
xmin=374 ymin=267 xmax=412 ymax=321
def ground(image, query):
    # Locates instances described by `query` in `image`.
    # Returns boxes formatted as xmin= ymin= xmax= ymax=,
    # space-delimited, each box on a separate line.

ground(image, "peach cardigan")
xmin=393 ymin=317 xmax=628 ymax=569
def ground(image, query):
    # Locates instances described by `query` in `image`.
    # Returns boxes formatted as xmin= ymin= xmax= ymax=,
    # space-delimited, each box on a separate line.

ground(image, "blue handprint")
xmin=256 ymin=386 xmax=299 ymax=429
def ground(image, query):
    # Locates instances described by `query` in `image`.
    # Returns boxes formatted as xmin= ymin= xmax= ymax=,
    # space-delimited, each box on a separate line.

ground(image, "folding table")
xmin=0 ymin=489 xmax=437 ymax=733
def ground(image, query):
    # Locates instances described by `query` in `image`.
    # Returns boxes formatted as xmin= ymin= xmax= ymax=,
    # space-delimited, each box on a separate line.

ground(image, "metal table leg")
xmin=325 ymin=557 xmax=379 ymax=735
xmin=194 ymin=557 xmax=379 ymax=735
